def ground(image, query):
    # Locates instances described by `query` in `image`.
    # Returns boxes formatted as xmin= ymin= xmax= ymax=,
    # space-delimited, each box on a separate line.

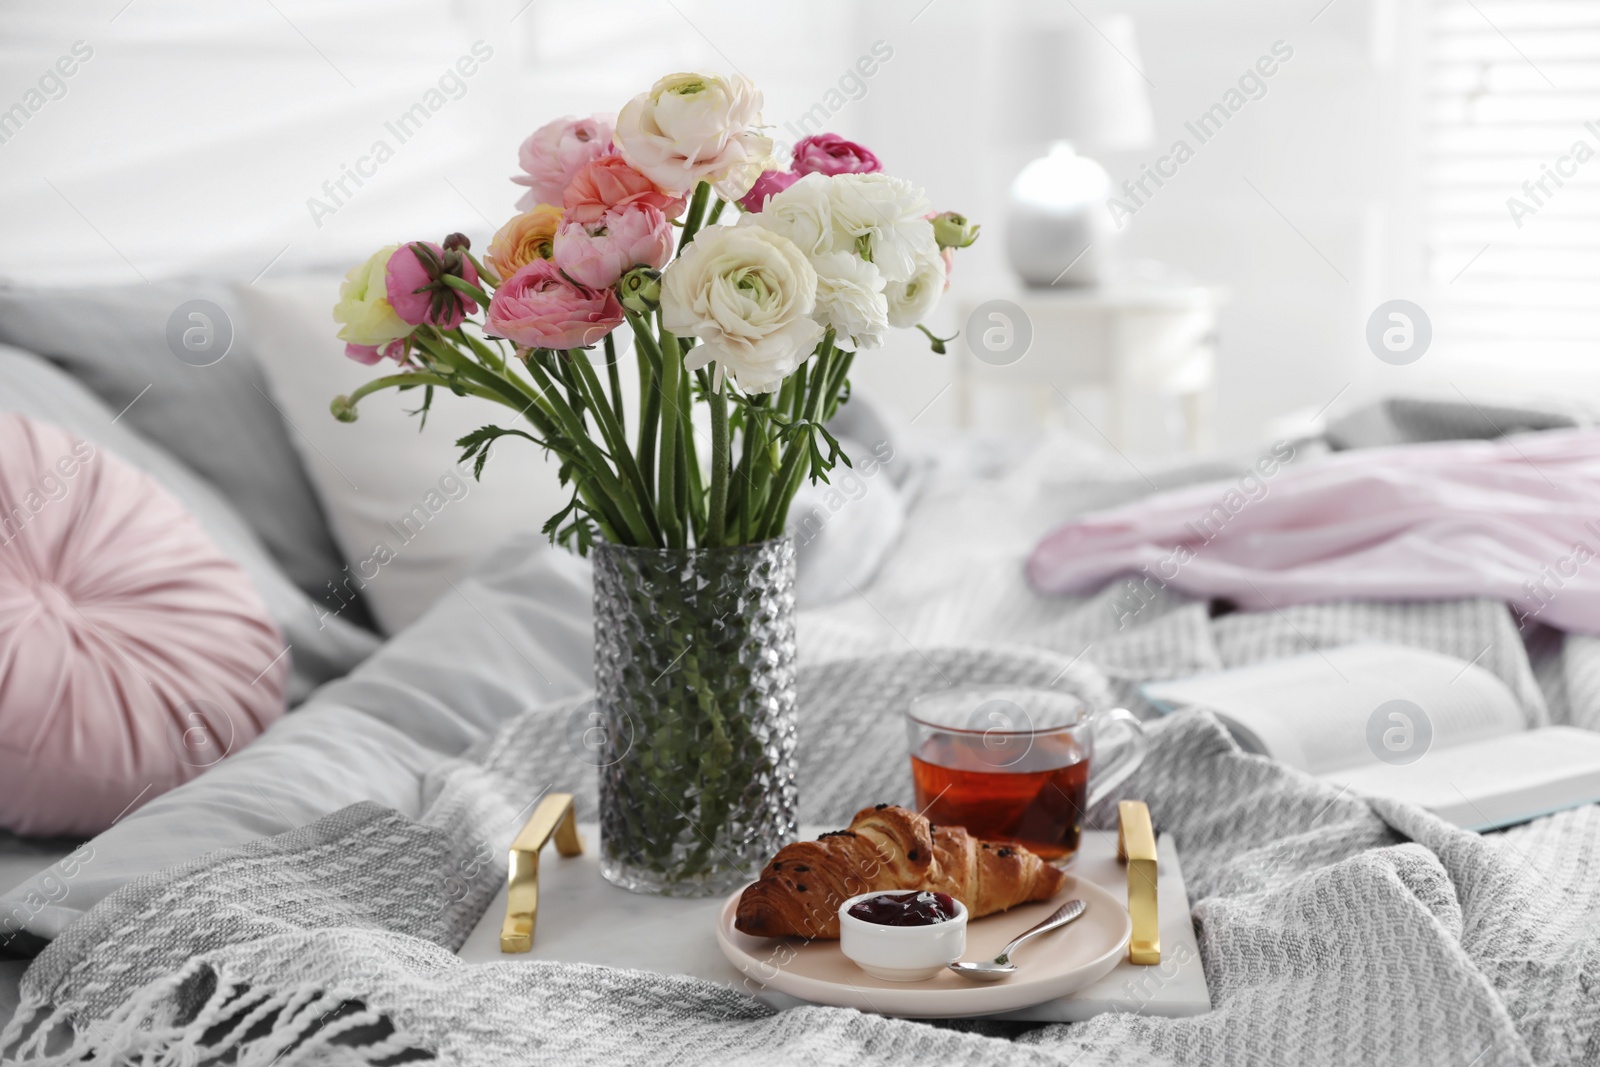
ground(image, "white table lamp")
xmin=1001 ymin=15 xmax=1154 ymax=287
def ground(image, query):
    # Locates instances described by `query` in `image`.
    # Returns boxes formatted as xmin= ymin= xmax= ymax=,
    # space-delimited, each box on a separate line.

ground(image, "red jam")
xmin=847 ymin=891 xmax=959 ymax=927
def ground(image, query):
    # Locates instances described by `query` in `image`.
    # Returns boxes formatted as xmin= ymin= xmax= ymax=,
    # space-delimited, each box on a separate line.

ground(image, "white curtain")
xmin=0 ymin=0 xmax=856 ymax=285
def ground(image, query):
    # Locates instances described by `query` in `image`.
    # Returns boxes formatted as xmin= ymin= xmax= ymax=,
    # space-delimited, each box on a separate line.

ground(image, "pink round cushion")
xmin=0 ymin=413 xmax=289 ymax=836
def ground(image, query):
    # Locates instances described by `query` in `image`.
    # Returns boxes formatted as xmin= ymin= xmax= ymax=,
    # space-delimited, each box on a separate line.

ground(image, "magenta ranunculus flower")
xmin=737 ymin=169 xmax=801 ymax=213
xmin=487 ymin=259 xmax=624 ymax=351
xmin=385 ymin=242 xmax=481 ymax=330
xmin=512 ymin=114 xmax=615 ymax=211
xmin=791 ymin=133 xmax=880 ymax=177
xmin=553 ymin=205 xmax=674 ymax=290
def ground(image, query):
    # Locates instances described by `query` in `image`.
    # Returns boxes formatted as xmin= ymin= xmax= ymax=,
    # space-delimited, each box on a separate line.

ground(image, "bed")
xmin=1 ymin=311 xmax=1597 ymax=1064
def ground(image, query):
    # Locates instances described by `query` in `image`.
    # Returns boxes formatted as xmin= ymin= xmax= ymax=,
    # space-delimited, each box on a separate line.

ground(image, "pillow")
xmin=1326 ymin=397 xmax=1582 ymax=451
xmin=786 ymin=435 xmax=907 ymax=608
xmin=236 ymin=276 xmax=570 ymax=633
xmin=783 ymin=392 xmax=919 ymax=608
xmin=0 ymin=413 xmax=290 ymax=837
xmin=0 ymin=281 xmax=368 ymax=626
xmin=0 ymin=344 xmax=380 ymax=704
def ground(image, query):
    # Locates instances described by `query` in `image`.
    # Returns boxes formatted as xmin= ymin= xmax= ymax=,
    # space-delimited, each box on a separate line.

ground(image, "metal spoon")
xmin=947 ymin=899 xmax=1087 ymax=982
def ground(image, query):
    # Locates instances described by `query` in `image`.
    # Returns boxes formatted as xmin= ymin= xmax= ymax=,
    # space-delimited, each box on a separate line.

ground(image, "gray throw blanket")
xmin=4 ymin=615 xmax=1599 ymax=1066
xmin=5 ymin=398 xmax=1600 ymax=1065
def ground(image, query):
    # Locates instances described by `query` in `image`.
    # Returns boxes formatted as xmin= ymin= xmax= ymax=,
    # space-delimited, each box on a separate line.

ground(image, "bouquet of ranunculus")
xmin=331 ymin=71 xmax=978 ymax=552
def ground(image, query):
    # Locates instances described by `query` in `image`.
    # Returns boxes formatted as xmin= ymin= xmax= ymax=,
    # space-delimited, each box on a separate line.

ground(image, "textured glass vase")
xmin=591 ymin=536 xmax=799 ymax=897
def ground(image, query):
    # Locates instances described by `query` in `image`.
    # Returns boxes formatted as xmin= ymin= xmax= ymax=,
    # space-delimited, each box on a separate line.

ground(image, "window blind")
xmin=1426 ymin=0 xmax=1600 ymax=365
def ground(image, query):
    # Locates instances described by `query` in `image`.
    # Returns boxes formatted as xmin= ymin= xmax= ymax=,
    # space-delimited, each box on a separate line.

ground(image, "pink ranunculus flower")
xmin=487 ymin=259 xmax=624 ymax=351
xmin=343 ymin=339 xmax=407 ymax=365
xmin=553 ymin=205 xmax=674 ymax=290
xmin=737 ymin=169 xmax=801 ymax=213
xmin=512 ymin=114 xmax=615 ymax=211
xmin=792 ymin=133 xmax=880 ymax=176
xmin=563 ymin=156 xmax=686 ymax=225
xmin=385 ymin=243 xmax=481 ymax=330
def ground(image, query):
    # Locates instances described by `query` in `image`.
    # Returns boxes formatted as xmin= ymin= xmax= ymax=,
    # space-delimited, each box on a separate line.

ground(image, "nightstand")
xmin=955 ymin=285 xmax=1223 ymax=453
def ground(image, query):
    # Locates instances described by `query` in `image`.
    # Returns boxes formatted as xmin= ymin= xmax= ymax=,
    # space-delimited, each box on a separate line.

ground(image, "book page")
xmin=1323 ymin=727 xmax=1600 ymax=829
xmin=1142 ymin=644 xmax=1527 ymax=775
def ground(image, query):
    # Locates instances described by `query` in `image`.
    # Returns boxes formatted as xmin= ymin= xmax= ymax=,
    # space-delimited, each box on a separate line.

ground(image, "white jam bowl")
xmin=838 ymin=891 xmax=969 ymax=982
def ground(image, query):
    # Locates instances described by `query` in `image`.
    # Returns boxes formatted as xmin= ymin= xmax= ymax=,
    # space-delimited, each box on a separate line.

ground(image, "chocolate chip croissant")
xmin=734 ymin=804 xmax=1067 ymax=939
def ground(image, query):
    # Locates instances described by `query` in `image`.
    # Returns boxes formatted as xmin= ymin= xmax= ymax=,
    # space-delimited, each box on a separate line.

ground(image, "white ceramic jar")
xmin=837 ymin=891 xmax=969 ymax=982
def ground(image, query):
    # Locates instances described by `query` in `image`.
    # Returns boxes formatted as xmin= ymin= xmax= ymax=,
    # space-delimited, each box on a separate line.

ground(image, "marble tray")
xmin=458 ymin=825 xmax=1211 ymax=1022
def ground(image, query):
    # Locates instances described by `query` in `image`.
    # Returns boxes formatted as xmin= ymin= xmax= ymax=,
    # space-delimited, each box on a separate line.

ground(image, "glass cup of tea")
xmin=905 ymin=687 xmax=1147 ymax=863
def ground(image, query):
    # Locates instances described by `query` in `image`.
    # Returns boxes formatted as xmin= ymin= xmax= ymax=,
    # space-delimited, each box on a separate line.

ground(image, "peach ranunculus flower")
xmin=486 ymin=205 xmax=563 ymax=281
xmin=563 ymin=156 xmax=686 ymax=225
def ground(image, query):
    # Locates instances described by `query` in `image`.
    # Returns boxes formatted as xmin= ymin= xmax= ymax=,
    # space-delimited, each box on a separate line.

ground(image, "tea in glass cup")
xmin=906 ymin=687 xmax=1147 ymax=863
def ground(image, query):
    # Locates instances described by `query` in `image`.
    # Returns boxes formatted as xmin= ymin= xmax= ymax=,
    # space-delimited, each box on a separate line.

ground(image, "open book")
xmin=1143 ymin=643 xmax=1600 ymax=831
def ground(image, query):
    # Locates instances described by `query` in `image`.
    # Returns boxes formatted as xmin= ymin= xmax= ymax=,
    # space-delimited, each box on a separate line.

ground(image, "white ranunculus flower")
xmin=885 ymin=250 xmax=946 ymax=328
xmin=825 ymin=173 xmax=938 ymax=283
xmin=741 ymin=172 xmax=834 ymax=257
xmin=660 ymin=224 xmax=824 ymax=393
xmin=810 ymin=251 xmax=888 ymax=350
xmin=615 ymin=72 xmax=774 ymax=199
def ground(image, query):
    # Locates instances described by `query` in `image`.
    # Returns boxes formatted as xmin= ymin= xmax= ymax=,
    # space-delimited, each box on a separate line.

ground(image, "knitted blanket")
xmin=4 ymin=617 xmax=1598 ymax=1066
xmin=5 ymin=401 xmax=1600 ymax=1065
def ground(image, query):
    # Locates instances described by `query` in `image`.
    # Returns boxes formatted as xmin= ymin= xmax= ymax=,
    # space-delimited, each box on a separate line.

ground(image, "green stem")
xmin=628 ymin=314 xmax=662 ymax=513
xmin=656 ymin=327 xmax=684 ymax=549
xmin=519 ymin=354 xmax=655 ymax=545
xmin=465 ymin=251 xmax=499 ymax=288
xmin=676 ymin=181 xmax=712 ymax=257
xmin=604 ymin=333 xmax=625 ymax=437
xmin=759 ymin=337 xmax=834 ymax=538
xmin=450 ymin=327 xmax=506 ymax=376
xmin=677 ymin=358 xmax=701 ymax=541
xmin=537 ymin=349 xmax=589 ymax=428
xmin=730 ymin=396 xmax=766 ymax=543
xmin=410 ymin=332 xmax=642 ymax=546
xmin=441 ymin=273 xmax=492 ymax=311
xmin=707 ymin=379 xmax=733 ymax=546
xmin=339 ymin=371 xmax=492 ymax=410
xmin=705 ymin=196 xmax=727 ymax=227
xmin=570 ymin=350 xmax=661 ymax=545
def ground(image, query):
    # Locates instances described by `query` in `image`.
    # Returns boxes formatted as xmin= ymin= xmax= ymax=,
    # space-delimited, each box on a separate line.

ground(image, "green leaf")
xmin=455 ymin=424 xmax=545 ymax=480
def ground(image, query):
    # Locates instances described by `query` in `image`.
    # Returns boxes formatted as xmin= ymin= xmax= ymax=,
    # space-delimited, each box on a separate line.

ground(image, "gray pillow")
xmin=0 ymin=344 xmax=379 ymax=704
xmin=1326 ymin=397 xmax=1582 ymax=451
xmin=0 ymin=281 xmax=372 ymax=629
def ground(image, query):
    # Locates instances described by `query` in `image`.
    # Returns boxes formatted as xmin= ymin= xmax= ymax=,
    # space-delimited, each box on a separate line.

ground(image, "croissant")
xmin=734 ymin=804 xmax=1067 ymax=939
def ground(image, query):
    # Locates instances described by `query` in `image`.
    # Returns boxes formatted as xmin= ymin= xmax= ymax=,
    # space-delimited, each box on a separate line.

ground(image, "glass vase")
xmin=591 ymin=536 xmax=799 ymax=897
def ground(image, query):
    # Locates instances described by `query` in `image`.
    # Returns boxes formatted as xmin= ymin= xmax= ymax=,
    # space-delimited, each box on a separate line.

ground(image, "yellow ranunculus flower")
xmin=332 ymin=244 xmax=411 ymax=347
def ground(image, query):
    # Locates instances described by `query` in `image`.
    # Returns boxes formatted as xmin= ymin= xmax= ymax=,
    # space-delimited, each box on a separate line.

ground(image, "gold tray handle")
xmin=1116 ymin=799 xmax=1160 ymax=965
xmin=499 ymin=792 xmax=584 ymax=953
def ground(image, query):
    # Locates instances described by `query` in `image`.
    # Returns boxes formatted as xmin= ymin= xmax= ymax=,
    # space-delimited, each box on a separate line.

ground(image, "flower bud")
xmin=330 ymin=395 xmax=359 ymax=422
xmin=442 ymin=232 xmax=471 ymax=252
xmin=931 ymin=211 xmax=979 ymax=250
xmin=618 ymin=266 xmax=662 ymax=315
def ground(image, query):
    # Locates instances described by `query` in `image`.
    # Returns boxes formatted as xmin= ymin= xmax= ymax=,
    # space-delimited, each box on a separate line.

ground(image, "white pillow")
xmin=236 ymin=276 xmax=569 ymax=634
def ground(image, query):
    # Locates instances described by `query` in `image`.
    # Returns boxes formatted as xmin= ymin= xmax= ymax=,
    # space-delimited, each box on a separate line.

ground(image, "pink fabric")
xmin=0 ymin=414 xmax=289 ymax=836
xmin=1028 ymin=429 xmax=1600 ymax=635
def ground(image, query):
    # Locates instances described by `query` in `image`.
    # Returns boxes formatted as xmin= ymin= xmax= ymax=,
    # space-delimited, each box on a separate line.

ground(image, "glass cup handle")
xmin=1084 ymin=707 xmax=1148 ymax=811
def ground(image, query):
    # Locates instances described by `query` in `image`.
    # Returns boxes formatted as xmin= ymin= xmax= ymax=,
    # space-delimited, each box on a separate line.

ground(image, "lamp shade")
xmin=999 ymin=14 xmax=1155 ymax=152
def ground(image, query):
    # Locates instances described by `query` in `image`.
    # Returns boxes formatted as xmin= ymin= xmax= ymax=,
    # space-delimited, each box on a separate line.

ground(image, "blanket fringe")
xmin=0 ymin=955 xmax=429 ymax=1065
